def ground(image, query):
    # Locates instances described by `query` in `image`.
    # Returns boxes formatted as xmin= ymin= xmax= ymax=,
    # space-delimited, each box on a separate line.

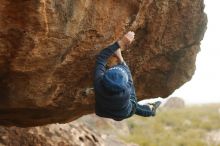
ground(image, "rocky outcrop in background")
xmin=0 ymin=115 xmax=137 ymax=146
xmin=163 ymin=97 xmax=185 ymax=108
xmin=0 ymin=0 xmax=207 ymax=126
xmin=0 ymin=123 xmax=104 ymax=146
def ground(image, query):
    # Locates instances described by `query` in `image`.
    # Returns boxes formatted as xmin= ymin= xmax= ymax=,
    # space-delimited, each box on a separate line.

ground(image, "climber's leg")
xmin=129 ymin=92 xmax=154 ymax=117
xmin=135 ymin=103 xmax=154 ymax=117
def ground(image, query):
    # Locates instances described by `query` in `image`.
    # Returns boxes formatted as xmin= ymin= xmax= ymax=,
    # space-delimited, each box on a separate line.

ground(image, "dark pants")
xmin=129 ymin=95 xmax=153 ymax=117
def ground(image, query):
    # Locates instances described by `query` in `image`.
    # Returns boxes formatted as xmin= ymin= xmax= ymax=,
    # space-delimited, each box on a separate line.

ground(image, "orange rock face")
xmin=0 ymin=0 xmax=207 ymax=126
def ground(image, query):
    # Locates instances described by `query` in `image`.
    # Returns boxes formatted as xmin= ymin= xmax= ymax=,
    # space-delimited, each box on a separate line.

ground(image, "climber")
xmin=94 ymin=31 xmax=161 ymax=121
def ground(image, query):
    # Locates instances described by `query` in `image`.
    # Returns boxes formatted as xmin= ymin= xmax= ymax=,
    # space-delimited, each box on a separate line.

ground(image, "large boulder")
xmin=0 ymin=123 xmax=105 ymax=146
xmin=0 ymin=0 xmax=207 ymax=126
xmin=0 ymin=116 xmax=137 ymax=146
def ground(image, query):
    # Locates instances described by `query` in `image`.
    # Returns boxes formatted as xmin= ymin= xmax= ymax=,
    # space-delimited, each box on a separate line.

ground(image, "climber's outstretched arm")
xmin=114 ymin=31 xmax=135 ymax=63
xmin=114 ymin=48 xmax=124 ymax=63
xmin=94 ymin=42 xmax=120 ymax=80
xmin=94 ymin=31 xmax=135 ymax=81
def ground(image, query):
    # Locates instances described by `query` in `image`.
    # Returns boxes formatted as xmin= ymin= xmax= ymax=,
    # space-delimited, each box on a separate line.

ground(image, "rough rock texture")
xmin=78 ymin=114 xmax=131 ymax=139
xmin=0 ymin=116 xmax=137 ymax=146
xmin=0 ymin=123 xmax=104 ymax=146
xmin=72 ymin=114 xmax=138 ymax=146
xmin=0 ymin=0 xmax=207 ymax=126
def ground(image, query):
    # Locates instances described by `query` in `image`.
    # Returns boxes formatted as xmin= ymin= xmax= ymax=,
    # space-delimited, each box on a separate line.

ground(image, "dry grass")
xmin=121 ymin=104 xmax=220 ymax=146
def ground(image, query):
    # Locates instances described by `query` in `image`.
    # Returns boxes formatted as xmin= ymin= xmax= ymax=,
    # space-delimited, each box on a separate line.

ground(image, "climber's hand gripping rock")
xmin=114 ymin=31 xmax=135 ymax=63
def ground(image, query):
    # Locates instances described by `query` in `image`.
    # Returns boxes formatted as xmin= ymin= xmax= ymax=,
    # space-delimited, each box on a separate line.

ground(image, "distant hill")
xmin=163 ymin=97 xmax=185 ymax=108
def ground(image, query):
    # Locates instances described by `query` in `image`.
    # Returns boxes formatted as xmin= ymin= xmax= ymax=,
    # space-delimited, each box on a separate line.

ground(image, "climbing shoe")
xmin=150 ymin=101 xmax=162 ymax=116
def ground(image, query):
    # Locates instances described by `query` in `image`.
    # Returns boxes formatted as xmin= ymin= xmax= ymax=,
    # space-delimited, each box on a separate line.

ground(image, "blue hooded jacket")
xmin=94 ymin=42 xmax=137 ymax=120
